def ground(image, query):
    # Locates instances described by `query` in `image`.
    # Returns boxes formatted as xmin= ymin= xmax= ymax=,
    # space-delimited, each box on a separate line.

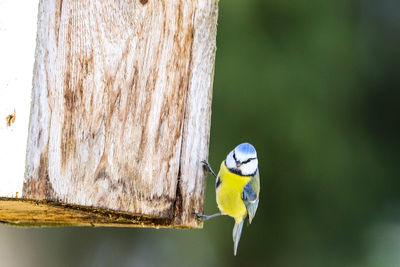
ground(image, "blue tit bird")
xmin=197 ymin=143 xmax=260 ymax=256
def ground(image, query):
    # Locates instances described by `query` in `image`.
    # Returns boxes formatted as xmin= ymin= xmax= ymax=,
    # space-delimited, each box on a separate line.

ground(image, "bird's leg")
xmin=201 ymin=160 xmax=217 ymax=178
xmin=195 ymin=212 xmax=221 ymax=221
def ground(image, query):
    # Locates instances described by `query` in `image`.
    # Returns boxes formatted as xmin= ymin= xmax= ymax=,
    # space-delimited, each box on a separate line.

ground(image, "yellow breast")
xmin=216 ymin=161 xmax=251 ymax=223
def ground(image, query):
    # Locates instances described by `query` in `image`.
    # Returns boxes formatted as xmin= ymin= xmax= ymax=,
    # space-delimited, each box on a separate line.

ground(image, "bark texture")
xmin=20 ymin=0 xmax=217 ymax=228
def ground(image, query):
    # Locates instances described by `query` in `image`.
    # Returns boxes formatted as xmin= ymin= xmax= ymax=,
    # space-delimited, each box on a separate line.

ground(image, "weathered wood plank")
xmin=6 ymin=0 xmax=219 ymax=228
xmin=174 ymin=0 xmax=218 ymax=225
xmin=0 ymin=197 xmax=176 ymax=228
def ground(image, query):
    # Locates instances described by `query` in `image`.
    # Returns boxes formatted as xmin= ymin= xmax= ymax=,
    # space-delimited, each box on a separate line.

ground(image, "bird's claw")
xmin=194 ymin=212 xmax=206 ymax=221
xmin=201 ymin=160 xmax=217 ymax=177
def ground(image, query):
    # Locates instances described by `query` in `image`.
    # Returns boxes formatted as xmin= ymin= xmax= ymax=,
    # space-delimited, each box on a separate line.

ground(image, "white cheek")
xmin=225 ymin=151 xmax=236 ymax=169
xmin=240 ymin=159 xmax=258 ymax=176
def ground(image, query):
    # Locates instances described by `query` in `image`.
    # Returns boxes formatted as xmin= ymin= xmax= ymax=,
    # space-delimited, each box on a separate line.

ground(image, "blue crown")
xmin=235 ymin=143 xmax=256 ymax=156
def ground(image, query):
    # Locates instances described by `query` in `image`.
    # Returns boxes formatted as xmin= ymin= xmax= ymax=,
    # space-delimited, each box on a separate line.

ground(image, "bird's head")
xmin=225 ymin=143 xmax=258 ymax=176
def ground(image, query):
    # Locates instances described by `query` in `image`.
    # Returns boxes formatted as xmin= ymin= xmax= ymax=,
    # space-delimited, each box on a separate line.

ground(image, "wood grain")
xmin=21 ymin=0 xmax=218 ymax=228
xmin=0 ymin=197 xmax=177 ymax=228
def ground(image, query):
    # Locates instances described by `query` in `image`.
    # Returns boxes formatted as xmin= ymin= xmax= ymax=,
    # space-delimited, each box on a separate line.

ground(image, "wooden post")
xmin=0 ymin=0 xmax=218 ymax=228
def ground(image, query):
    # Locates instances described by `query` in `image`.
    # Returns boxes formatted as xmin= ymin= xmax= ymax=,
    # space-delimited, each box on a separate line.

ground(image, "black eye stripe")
xmin=233 ymin=151 xmax=257 ymax=166
xmin=241 ymin=157 xmax=257 ymax=164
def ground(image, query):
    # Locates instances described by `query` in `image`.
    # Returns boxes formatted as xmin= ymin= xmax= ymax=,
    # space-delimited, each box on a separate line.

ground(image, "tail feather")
xmin=232 ymin=220 xmax=244 ymax=256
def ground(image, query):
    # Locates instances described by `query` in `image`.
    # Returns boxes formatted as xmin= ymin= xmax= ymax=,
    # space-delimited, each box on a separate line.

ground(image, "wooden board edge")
xmin=0 ymin=197 xmax=203 ymax=229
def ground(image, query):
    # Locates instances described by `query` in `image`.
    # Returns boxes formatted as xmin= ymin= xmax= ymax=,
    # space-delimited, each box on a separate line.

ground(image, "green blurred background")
xmin=1 ymin=0 xmax=400 ymax=266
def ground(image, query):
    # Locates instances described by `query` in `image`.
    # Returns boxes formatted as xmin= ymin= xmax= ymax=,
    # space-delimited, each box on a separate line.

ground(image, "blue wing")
xmin=242 ymin=171 xmax=260 ymax=224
